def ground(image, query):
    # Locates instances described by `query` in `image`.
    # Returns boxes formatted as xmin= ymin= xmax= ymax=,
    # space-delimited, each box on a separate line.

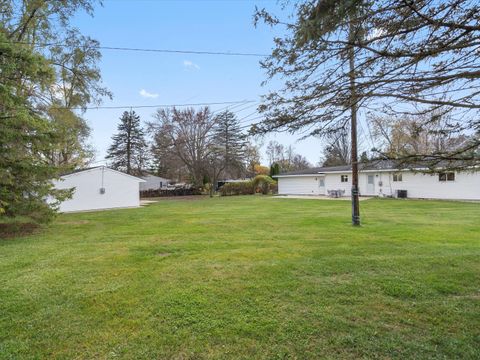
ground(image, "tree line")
xmin=1 ymin=0 xmax=107 ymax=224
xmin=105 ymin=108 xmax=315 ymax=191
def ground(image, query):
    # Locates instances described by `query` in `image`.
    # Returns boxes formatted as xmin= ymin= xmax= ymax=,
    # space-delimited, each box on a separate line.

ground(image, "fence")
xmin=140 ymin=187 xmax=201 ymax=198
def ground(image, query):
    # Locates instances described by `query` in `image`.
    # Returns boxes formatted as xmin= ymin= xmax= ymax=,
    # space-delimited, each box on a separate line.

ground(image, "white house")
xmin=140 ymin=174 xmax=171 ymax=191
xmin=54 ymin=166 xmax=145 ymax=212
xmin=275 ymin=161 xmax=480 ymax=200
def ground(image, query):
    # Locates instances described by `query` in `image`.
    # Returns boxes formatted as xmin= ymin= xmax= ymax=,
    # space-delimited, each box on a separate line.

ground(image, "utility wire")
xmin=96 ymin=46 xmax=268 ymax=57
xmin=238 ymin=110 xmax=261 ymax=122
xmin=210 ymin=101 xmax=252 ymax=115
xmin=50 ymin=100 xmax=257 ymax=111
xmin=7 ymin=41 xmax=269 ymax=57
xmin=223 ymin=102 xmax=259 ymax=118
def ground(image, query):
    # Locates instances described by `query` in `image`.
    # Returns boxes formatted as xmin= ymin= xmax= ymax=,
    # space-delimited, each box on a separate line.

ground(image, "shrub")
xmin=253 ymin=175 xmax=277 ymax=195
xmin=219 ymin=176 xmax=278 ymax=196
xmin=219 ymin=181 xmax=254 ymax=196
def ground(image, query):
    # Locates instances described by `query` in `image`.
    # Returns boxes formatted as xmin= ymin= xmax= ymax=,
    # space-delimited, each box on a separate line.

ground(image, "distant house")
xmin=274 ymin=161 xmax=480 ymax=200
xmin=140 ymin=174 xmax=171 ymax=191
xmin=53 ymin=166 xmax=145 ymax=212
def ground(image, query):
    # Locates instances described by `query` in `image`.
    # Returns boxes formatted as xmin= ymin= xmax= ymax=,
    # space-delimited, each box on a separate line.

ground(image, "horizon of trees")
xmin=104 ymin=108 xmax=320 ymax=183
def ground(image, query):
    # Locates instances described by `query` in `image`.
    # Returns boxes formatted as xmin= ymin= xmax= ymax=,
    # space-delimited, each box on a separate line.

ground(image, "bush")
xmin=219 ymin=181 xmax=254 ymax=196
xmin=219 ymin=176 xmax=278 ymax=196
xmin=253 ymin=175 xmax=277 ymax=195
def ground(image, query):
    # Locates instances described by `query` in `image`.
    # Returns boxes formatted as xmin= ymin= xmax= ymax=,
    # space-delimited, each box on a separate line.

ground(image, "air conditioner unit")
xmin=396 ymin=190 xmax=407 ymax=198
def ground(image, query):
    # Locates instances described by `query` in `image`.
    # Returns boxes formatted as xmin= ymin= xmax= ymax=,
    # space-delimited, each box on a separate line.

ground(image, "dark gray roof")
xmin=278 ymin=160 xmax=426 ymax=176
xmin=279 ymin=164 xmax=352 ymax=176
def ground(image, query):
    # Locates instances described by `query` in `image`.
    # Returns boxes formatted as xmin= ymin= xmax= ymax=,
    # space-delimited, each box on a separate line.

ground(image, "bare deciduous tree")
xmin=321 ymin=128 xmax=351 ymax=167
xmin=149 ymin=107 xmax=216 ymax=187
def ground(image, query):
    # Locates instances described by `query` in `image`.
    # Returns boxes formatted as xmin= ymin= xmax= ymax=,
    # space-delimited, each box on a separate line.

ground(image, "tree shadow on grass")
xmin=0 ymin=222 xmax=41 ymax=239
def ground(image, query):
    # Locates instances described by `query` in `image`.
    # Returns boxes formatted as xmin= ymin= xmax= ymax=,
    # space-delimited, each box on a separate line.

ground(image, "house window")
xmin=439 ymin=172 xmax=455 ymax=182
xmin=341 ymin=175 xmax=348 ymax=183
xmin=393 ymin=173 xmax=402 ymax=182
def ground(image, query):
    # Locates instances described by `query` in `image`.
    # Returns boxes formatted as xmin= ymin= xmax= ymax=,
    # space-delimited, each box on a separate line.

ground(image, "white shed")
xmin=140 ymin=174 xmax=171 ymax=191
xmin=54 ymin=166 xmax=145 ymax=212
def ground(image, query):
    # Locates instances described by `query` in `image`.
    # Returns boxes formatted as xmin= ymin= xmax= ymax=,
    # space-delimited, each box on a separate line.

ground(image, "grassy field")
xmin=0 ymin=196 xmax=479 ymax=359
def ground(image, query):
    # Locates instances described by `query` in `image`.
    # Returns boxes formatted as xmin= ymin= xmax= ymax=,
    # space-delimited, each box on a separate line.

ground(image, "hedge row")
xmin=219 ymin=176 xmax=278 ymax=196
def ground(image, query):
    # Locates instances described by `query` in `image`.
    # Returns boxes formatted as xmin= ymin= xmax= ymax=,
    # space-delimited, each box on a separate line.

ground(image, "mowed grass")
xmin=0 ymin=197 xmax=479 ymax=359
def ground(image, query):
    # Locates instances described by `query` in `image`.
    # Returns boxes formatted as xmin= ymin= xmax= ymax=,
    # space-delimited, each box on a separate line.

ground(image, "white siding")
xmin=278 ymin=170 xmax=480 ymax=200
xmin=324 ymin=173 xmax=351 ymax=195
xmin=140 ymin=174 xmax=170 ymax=191
xmin=359 ymin=172 xmax=381 ymax=196
xmin=278 ymin=176 xmax=322 ymax=195
xmin=54 ymin=167 xmax=144 ymax=212
xmin=371 ymin=171 xmax=480 ymax=200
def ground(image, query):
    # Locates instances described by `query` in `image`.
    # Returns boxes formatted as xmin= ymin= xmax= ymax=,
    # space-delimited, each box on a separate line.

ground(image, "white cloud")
xmin=183 ymin=60 xmax=200 ymax=70
xmin=139 ymin=89 xmax=159 ymax=98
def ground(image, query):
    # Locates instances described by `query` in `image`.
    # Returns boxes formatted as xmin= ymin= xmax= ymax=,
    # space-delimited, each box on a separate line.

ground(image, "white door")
xmin=319 ymin=178 xmax=325 ymax=195
xmin=367 ymin=175 xmax=375 ymax=195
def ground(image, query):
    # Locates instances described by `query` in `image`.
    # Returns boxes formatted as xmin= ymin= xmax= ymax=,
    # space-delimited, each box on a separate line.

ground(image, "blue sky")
xmin=72 ymin=0 xmax=328 ymax=165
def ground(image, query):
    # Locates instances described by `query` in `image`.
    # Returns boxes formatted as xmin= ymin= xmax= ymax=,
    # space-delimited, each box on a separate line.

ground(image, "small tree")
xmin=254 ymin=164 xmax=270 ymax=176
xmin=359 ymin=151 xmax=369 ymax=164
xmin=244 ymin=142 xmax=261 ymax=178
xmin=270 ymin=163 xmax=280 ymax=177
xmin=106 ymin=111 xmax=148 ymax=176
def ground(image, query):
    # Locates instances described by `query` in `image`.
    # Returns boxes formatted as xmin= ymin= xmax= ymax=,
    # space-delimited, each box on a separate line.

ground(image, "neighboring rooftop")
xmin=276 ymin=159 xmax=440 ymax=176
xmin=61 ymin=166 xmax=101 ymax=177
xmin=60 ymin=166 xmax=146 ymax=181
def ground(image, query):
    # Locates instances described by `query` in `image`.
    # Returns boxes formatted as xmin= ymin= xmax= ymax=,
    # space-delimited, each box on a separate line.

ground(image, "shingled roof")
xmin=276 ymin=160 xmax=426 ymax=176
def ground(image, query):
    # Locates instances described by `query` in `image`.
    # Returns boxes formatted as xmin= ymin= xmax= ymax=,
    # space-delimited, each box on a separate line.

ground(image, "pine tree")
xmin=0 ymin=0 xmax=108 ymax=227
xmin=0 ymin=34 xmax=71 ymax=223
xmin=270 ymin=163 xmax=280 ymax=177
xmin=106 ymin=111 xmax=148 ymax=176
xmin=212 ymin=110 xmax=247 ymax=179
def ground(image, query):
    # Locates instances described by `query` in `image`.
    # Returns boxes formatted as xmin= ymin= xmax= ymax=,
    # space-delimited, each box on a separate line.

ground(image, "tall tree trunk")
xmin=348 ymin=19 xmax=360 ymax=226
xmin=126 ymin=116 xmax=132 ymax=174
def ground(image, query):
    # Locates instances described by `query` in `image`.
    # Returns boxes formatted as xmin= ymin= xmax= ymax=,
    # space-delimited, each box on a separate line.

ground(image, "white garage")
xmin=277 ymin=174 xmax=325 ymax=195
xmin=53 ymin=166 xmax=145 ymax=212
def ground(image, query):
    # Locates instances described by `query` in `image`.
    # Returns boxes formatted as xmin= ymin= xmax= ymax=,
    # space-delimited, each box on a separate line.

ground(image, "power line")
xmin=52 ymin=100 xmax=257 ymax=111
xmin=8 ymin=41 xmax=269 ymax=57
xmin=218 ymin=101 xmax=257 ymax=113
xmin=97 ymin=46 xmax=268 ymax=57
xmin=210 ymin=101 xmax=253 ymax=115
xmin=225 ymin=102 xmax=260 ymax=118
xmin=238 ymin=109 xmax=261 ymax=122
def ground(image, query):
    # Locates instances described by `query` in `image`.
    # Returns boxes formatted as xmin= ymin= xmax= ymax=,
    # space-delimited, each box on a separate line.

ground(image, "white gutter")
xmin=275 ymin=165 xmax=479 ymax=178
xmin=274 ymin=174 xmax=326 ymax=178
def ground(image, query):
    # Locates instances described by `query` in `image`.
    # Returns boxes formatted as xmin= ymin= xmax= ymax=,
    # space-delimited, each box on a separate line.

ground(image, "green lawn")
xmin=0 ymin=197 xmax=479 ymax=359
